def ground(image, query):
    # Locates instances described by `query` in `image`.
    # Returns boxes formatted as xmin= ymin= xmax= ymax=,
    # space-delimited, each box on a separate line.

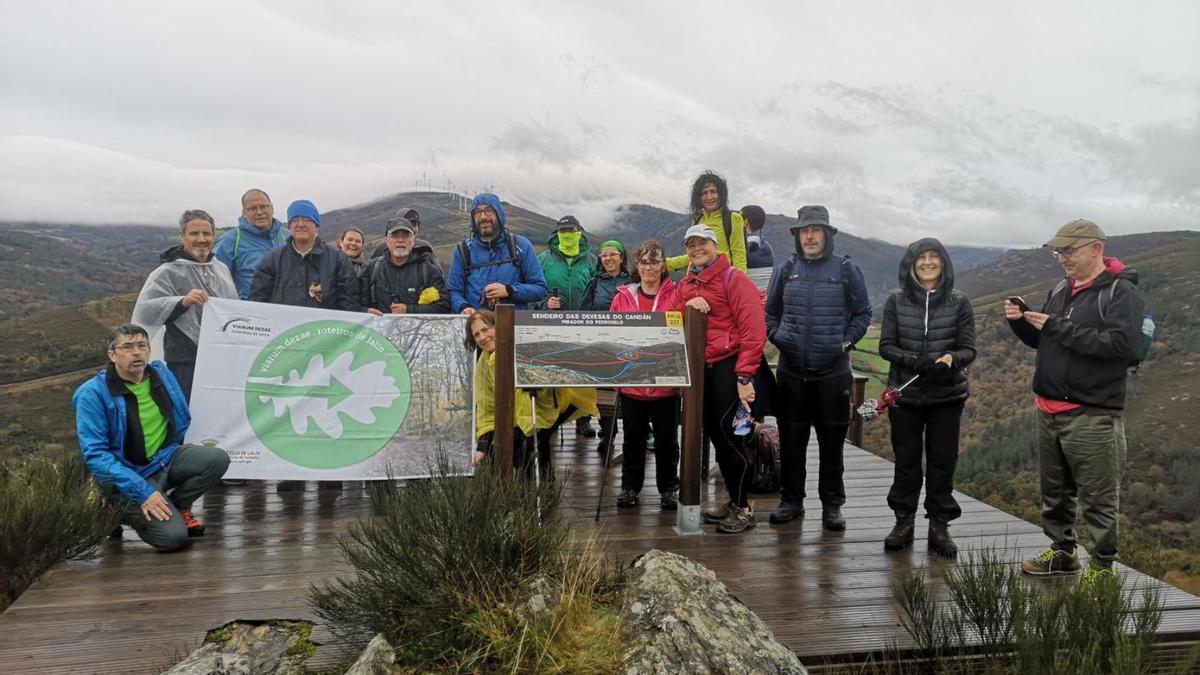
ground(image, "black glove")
xmin=931 ymin=359 xmax=951 ymax=372
xmin=913 ymin=355 xmax=936 ymax=373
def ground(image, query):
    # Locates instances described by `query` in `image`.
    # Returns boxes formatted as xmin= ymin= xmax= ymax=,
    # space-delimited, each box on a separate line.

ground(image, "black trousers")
xmin=776 ymin=370 xmax=851 ymax=506
xmin=886 ymin=402 xmax=964 ymax=521
xmin=620 ymin=394 xmax=680 ymax=494
xmin=168 ymin=361 xmax=196 ymax=401
xmin=533 ymin=403 xmax=578 ymax=481
xmin=705 ymin=356 xmax=754 ymax=508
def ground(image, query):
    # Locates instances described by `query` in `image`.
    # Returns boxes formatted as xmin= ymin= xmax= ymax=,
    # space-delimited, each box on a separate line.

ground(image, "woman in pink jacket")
xmin=610 ymin=240 xmax=683 ymax=510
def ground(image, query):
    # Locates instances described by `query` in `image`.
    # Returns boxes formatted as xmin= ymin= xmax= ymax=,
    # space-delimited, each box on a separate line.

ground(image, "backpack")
xmin=1048 ymin=278 xmax=1152 ymax=368
xmin=694 ymin=209 xmax=746 ymax=257
xmin=748 ymin=422 xmax=781 ymax=494
xmin=457 ymin=232 xmax=526 ymax=283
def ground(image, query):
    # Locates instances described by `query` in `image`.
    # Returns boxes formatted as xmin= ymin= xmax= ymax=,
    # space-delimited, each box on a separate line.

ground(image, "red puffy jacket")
xmin=609 ymin=277 xmax=682 ymax=400
xmin=676 ymin=254 xmax=766 ymax=378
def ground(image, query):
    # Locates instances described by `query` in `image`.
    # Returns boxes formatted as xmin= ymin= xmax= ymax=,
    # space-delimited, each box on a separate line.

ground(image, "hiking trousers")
xmin=775 ymin=371 xmax=851 ymax=506
xmin=1037 ymin=409 xmax=1126 ymax=565
xmin=115 ymin=444 xmax=230 ymax=552
xmin=886 ymin=402 xmax=964 ymax=521
xmin=620 ymin=393 xmax=680 ymax=495
xmin=705 ymin=356 xmax=754 ymax=508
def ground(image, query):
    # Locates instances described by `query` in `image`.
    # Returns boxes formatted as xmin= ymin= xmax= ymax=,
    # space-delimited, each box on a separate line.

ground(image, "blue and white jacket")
xmin=213 ymin=217 xmax=290 ymax=299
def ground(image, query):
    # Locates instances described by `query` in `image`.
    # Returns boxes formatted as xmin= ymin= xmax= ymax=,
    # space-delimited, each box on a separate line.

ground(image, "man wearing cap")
xmin=213 ymin=188 xmax=290 ymax=299
xmin=536 ymin=215 xmax=601 ymax=436
xmin=447 ymin=193 xmax=547 ymax=315
xmin=371 ymin=208 xmax=432 ymax=260
xmin=249 ymin=199 xmax=358 ymax=311
xmin=360 ymin=216 xmax=450 ymax=315
xmin=742 ymin=205 xmax=775 ymax=270
xmin=1006 ymin=219 xmax=1144 ymax=578
xmin=765 ymin=205 xmax=872 ymax=531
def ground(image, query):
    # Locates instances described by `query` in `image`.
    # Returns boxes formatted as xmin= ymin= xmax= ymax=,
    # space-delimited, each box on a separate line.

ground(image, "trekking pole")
xmin=594 ymin=392 xmax=622 ymax=522
xmin=532 ymin=391 xmax=543 ymax=524
xmin=857 ymin=374 xmax=920 ymax=421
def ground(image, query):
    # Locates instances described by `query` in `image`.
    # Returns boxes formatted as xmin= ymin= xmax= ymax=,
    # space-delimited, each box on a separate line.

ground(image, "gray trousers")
xmin=1037 ymin=410 xmax=1126 ymax=566
xmin=117 ymin=444 xmax=230 ymax=552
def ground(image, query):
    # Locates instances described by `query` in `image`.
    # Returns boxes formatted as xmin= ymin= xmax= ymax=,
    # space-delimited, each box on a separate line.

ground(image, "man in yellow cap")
xmin=1005 ymin=219 xmax=1145 ymax=580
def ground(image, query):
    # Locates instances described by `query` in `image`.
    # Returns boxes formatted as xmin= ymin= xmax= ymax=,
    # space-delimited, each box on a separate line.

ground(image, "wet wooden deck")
xmin=3 ymin=436 xmax=1199 ymax=673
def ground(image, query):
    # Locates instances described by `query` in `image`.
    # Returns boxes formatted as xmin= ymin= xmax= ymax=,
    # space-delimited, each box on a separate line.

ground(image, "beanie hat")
xmin=286 ymin=200 xmax=321 ymax=226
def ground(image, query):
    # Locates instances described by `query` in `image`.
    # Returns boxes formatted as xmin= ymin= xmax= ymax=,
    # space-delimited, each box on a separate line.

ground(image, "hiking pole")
xmin=857 ymin=374 xmax=920 ymax=421
xmin=531 ymin=391 xmax=543 ymax=524
xmin=594 ymin=392 xmax=622 ymax=522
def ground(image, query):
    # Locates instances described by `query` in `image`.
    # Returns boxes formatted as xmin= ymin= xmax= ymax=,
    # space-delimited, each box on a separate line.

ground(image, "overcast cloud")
xmin=1 ymin=1 xmax=1197 ymax=246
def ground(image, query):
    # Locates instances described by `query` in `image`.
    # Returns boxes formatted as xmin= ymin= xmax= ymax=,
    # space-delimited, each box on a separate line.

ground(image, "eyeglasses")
xmin=112 ymin=342 xmax=150 ymax=353
xmin=1050 ymin=241 xmax=1094 ymax=258
xmin=637 ymin=259 xmax=664 ymax=267
xmin=244 ymin=204 xmax=272 ymax=214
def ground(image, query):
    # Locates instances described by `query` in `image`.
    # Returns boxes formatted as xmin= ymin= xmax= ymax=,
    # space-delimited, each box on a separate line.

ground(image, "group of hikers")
xmin=74 ymin=171 xmax=1146 ymax=583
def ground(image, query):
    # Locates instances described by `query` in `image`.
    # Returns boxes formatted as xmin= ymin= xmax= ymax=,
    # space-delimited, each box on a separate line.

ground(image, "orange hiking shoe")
xmin=181 ymin=509 xmax=206 ymax=537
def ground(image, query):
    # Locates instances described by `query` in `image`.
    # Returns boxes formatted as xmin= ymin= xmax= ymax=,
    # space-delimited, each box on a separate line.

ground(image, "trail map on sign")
xmin=514 ymin=311 xmax=689 ymax=388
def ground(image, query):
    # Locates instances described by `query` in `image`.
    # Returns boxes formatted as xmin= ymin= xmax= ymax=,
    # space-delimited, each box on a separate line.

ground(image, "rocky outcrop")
xmin=343 ymin=634 xmax=398 ymax=675
xmin=620 ymin=549 xmax=807 ymax=675
xmin=162 ymin=620 xmax=313 ymax=675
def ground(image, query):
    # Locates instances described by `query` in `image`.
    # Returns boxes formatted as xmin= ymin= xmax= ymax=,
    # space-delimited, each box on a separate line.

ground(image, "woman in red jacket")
xmin=676 ymin=225 xmax=767 ymax=534
xmin=610 ymin=240 xmax=683 ymax=510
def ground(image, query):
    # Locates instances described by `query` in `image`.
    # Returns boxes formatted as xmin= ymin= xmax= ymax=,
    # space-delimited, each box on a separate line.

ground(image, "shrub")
xmin=311 ymin=458 xmax=624 ymax=672
xmin=0 ymin=446 xmax=117 ymax=611
xmin=888 ymin=548 xmax=1178 ymax=674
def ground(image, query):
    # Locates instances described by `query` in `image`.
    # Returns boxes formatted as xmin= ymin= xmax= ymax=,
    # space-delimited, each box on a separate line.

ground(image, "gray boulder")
xmin=162 ymin=620 xmax=314 ymax=675
xmin=344 ymin=634 xmax=398 ymax=675
xmin=620 ymin=549 xmax=807 ymax=675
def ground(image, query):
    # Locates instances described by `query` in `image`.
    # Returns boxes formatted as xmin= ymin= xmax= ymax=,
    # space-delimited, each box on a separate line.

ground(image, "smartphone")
xmin=1006 ymin=296 xmax=1030 ymax=313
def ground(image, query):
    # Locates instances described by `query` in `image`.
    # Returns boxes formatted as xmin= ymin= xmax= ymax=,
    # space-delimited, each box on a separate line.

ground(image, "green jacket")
xmin=667 ymin=209 xmax=747 ymax=272
xmin=535 ymin=232 xmax=598 ymax=310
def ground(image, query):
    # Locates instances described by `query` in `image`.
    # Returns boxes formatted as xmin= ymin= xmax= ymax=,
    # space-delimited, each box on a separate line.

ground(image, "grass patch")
xmin=310 ymin=458 xmax=624 ymax=673
xmin=0 ymin=445 xmax=118 ymax=612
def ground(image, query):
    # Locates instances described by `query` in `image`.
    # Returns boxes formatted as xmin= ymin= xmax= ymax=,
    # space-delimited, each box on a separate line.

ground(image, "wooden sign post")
xmin=675 ymin=306 xmax=707 ymax=535
xmin=494 ymin=304 xmax=515 ymax=479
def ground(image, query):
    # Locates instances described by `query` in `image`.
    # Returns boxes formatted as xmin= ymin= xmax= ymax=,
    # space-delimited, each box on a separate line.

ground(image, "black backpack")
xmin=1048 ymin=278 xmax=1152 ymax=368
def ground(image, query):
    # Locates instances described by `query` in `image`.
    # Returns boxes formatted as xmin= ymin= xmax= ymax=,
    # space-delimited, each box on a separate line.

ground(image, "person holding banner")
xmin=677 ymin=225 xmax=767 ymax=534
xmin=610 ymin=239 xmax=682 ymax=510
xmin=468 ymin=310 xmax=598 ymax=480
xmin=132 ymin=209 xmax=237 ymax=399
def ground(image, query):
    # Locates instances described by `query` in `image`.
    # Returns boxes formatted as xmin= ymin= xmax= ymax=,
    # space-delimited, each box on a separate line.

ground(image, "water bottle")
xmin=733 ymin=405 xmax=753 ymax=436
xmin=1142 ymin=315 xmax=1155 ymax=339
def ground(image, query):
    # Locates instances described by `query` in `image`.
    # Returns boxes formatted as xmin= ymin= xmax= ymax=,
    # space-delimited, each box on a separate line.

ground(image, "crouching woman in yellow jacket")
xmin=467 ymin=310 xmax=597 ymax=480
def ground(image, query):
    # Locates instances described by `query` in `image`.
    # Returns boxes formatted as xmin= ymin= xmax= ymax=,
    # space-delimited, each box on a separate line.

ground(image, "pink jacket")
xmin=610 ymin=277 xmax=682 ymax=400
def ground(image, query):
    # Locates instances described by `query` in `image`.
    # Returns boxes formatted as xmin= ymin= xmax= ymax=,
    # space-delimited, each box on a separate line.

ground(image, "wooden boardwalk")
xmin=3 ymin=436 xmax=1200 ymax=673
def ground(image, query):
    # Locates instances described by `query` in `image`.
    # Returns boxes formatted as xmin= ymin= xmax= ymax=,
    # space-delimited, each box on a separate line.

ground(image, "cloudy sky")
xmin=1 ymin=1 xmax=1197 ymax=246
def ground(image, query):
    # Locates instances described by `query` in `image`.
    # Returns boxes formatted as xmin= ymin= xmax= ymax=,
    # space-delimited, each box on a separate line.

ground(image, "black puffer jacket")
xmin=359 ymin=242 xmax=451 ymax=314
xmin=879 ymin=238 xmax=976 ymax=407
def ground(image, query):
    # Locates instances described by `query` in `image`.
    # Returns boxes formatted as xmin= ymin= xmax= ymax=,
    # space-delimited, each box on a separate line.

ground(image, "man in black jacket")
xmin=1006 ymin=219 xmax=1144 ymax=579
xmin=360 ymin=217 xmax=450 ymax=314
xmin=249 ymin=199 xmax=357 ymax=311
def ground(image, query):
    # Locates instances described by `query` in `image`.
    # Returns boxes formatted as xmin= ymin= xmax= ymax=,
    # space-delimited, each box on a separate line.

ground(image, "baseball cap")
xmin=555 ymin=215 xmax=581 ymax=231
xmin=386 ymin=220 xmax=415 ymax=236
xmin=683 ymin=224 xmax=718 ymax=245
xmin=1045 ymin=219 xmax=1106 ymax=249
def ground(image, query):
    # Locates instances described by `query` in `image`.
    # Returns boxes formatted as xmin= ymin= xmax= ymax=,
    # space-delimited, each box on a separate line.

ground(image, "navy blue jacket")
xmin=765 ymin=230 xmax=872 ymax=379
xmin=249 ymin=237 xmax=358 ymax=311
xmin=747 ymin=235 xmax=775 ymax=269
xmin=73 ymin=361 xmax=190 ymax=503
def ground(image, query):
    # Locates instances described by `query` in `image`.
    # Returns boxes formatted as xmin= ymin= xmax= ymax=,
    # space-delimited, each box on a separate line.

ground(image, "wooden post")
xmin=494 ymin=304 xmax=515 ymax=479
xmin=676 ymin=306 xmax=707 ymax=535
xmin=848 ymin=374 xmax=867 ymax=448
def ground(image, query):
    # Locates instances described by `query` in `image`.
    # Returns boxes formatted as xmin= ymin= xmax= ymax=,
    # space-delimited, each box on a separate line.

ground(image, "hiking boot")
xmin=927 ymin=519 xmax=957 ymax=558
xmin=647 ymin=433 xmax=656 ymax=452
xmin=318 ymin=480 xmax=344 ymax=490
xmin=607 ymin=449 xmax=623 ymax=468
xmin=660 ymin=489 xmax=678 ymax=511
xmin=181 ymin=509 xmax=206 ymax=537
xmin=616 ymin=489 xmax=639 ymax=508
xmin=1081 ymin=564 xmax=1118 ymax=586
xmin=716 ymin=507 xmax=756 ymax=534
xmin=703 ymin=500 xmax=735 ymax=524
xmin=1021 ymin=547 xmax=1082 ymax=576
xmin=822 ymin=505 xmax=846 ymax=531
xmin=108 ymin=525 xmax=124 ymax=539
xmin=768 ymin=500 xmax=804 ymax=524
xmin=222 ymin=478 xmax=248 ymax=486
xmin=884 ymin=514 xmax=916 ymax=551
xmin=275 ymin=480 xmax=304 ymax=492
xmin=576 ymin=417 xmax=597 ymax=437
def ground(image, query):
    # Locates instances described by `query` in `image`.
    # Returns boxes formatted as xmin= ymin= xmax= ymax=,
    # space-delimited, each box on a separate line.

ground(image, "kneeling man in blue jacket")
xmin=73 ymin=323 xmax=230 ymax=552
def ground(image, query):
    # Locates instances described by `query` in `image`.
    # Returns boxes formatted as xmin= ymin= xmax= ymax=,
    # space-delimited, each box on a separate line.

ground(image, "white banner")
xmin=187 ymin=298 xmax=474 ymax=480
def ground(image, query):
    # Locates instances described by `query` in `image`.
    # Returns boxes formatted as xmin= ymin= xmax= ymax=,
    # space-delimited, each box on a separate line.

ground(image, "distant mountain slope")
xmin=0 ymin=223 xmax=174 ymax=318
